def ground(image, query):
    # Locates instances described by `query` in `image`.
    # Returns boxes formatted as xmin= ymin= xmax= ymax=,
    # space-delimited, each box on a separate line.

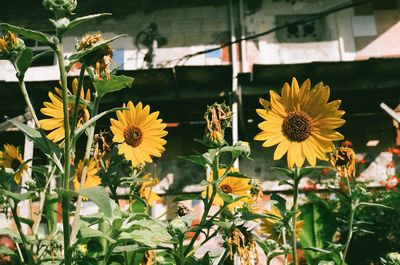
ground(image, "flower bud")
xmin=42 ymin=0 xmax=77 ymax=18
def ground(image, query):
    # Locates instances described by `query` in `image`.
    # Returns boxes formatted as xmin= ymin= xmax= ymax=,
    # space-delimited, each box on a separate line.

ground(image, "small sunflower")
xmin=255 ymin=78 xmax=345 ymax=168
xmin=260 ymin=205 xmax=304 ymax=241
xmin=0 ymin=31 xmax=24 ymax=58
xmin=0 ymin=144 xmax=28 ymax=184
xmin=203 ymin=168 xmax=252 ymax=209
xmin=40 ymin=78 xmax=91 ymax=142
xmin=138 ymin=174 xmax=162 ymax=206
xmin=110 ymin=101 xmax=168 ymax=167
xmin=73 ymin=158 xmax=101 ymax=191
xmin=330 ymin=146 xmax=356 ymax=178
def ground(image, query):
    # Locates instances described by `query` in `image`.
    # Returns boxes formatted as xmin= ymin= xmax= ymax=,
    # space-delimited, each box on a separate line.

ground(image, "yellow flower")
xmin=0 ymin=32 xmax=24 ymax=57
xmin=73 ymin=158 xmax=101 ymax=191
xmin=39 ymin=78 xmax=91 ymax=142
xmin=330 ymin=146 xmax=356 ymax=178
xmin=255 ymin=78 xmax=345 ymax=168
xmin=76 ymin=33 xmax=113 ymax=80
xmin=0 ymin=144 xmax=28 ymax=184
xmin=110 ymin=101 xmax=168 ymax=167
xmin=202 ymin=168 xmax=252 ymax=209
xmin=260 ymin=206 xmax=304 ymax=241
xmin=138 ymin=174 xmax=162 ymax=206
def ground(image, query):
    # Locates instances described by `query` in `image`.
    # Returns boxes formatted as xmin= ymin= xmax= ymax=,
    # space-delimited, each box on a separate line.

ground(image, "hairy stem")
xmin=16 ymin=78 xmax=40 ymax=128
xmin=341 ymin=176 xmax=355 ymax=264
xmin=70 ymin=66 xmax=86 ymax=138
xmin=55 ymin=41 xmax=72 ymax=265
xmin=70 ymin=96 xmax=101 ymax=244
xmin=291 ymin=174 xmax=299 ymax=265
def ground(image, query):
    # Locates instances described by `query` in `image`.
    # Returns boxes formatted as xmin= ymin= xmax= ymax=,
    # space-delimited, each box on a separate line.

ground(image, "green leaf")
xmin=173 ymin=194 xmax=203 ymax=202
xmin=218 ymin=191 xmax=233 ymax=204
xmin=4 ymin=190 xmax=35 ymax=202
xmin=15 ymin=48 xmax=33 ymax=77
xmin=73 ymin=107 xmax=127 ymax=140
xmin=226 ymin=171 xmax=252 ymax=179
xmin=357 ymin=202 xmax=393 ymax=210
xmin=270 ymin=194 xmax=287 ymax=214
xmin=113 ymin=244 xmax=144 ymax=253
xmin=240 ymin=212 xmax=281 ymax=221
xmin=300 ymin=194 xmax=340 ymax=264
xmin=19 ymin=216 xmax=34 ymax=228
xmin=32 ymin=50 xmax=54 ymax=62
xmin=300 ymin=166 xmax=331 ymax=176
xmin=271 ymin=167 xmax=293 ymax=177
xmin=76 ymin=187 xmax=112 ymax=217
xmin=66 ymin=34 xmax=126 ymax=70
xmin=67 ymin=13 xmax=112 ymax=32
xmin=79 ymin=225 xmax=116 ymax=243
xmin=93 ymin=74 xmax=134 ymax=98
xmin=0 ymin=246 xmax=16 ymax=256
xmin=0 ymin=23 xmax=53 ymax=45
xmin=0 ymin=228 xmax=21 ymax=240
xmin=178 ymin=155 xmax=208 ymax=167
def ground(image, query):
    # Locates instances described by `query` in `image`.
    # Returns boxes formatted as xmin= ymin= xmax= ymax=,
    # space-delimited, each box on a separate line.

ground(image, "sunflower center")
xmin=282 ymin=111 xmax=313 ymax=142
xmin=123 ymin=126 xmax=143 ymax=147
xmin=11 ymin=159 xmax=21 ymax=171
xmin=220 ymin=184 xmax=232 ymax=194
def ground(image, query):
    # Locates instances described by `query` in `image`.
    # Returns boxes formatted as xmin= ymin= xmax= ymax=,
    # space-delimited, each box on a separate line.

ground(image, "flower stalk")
xmin=291 ymin=169 xmax=300 ymax=265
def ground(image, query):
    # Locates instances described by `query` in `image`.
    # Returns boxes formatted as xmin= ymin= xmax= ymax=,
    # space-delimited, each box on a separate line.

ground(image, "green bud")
xmin=42 ymin=0 xmax=77 ymax=18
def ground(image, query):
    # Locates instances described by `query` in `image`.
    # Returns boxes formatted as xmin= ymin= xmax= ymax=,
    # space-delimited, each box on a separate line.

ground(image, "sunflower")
xmin=40 ymin=78 xmax=91 ymax=142
xmin=202 ymin=168 xmax=252 ymax=209
xmin=0 ymin=144 xmax=28 ymax=184
xmin=0 ymin=31 xmax=24 ymax=58
xmin=138 ymin=174 xmax=162 ymax=206
xmin=73 ymin=158 xmax=101 ymax=191
xmin=110 ymin=101 xmax=168 ymax=167
xmin=260 ymin=205 xmax=304 ymax=241
xmin=255 ymin=78 xmax=345 ymax=168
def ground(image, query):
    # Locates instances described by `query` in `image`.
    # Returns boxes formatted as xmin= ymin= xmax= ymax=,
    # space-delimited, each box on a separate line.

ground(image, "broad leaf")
xmin=79 ymin=225 xmax=116 ymax=243
xmin=4 ymin=190 xmax=35 ymax=202
xmin=93 ymin=74 xmax=134 ymax=98
xmin=270 ymin=193 xmax=287 ymax=214
xmin=178 ymin=155 xmax=208 ymax=167
xmin=67 ymin=13 xmax=112 ymax=32
xmin=173 ymin=194 xmax=203 ymax=202
xmin=15 ymin=48 xmax=33 ymax=77
xmin=271 ymin=167 xmax=293 ymax=177
xmin=0 ymin=23 xmax=53 ymax=45
xmin=77 ymin=187 xmax=112 ymax=217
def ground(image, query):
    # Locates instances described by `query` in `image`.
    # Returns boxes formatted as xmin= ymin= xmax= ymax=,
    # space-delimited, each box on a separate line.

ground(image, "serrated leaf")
xmin=67 ymin=13 xmax=112 ymax=32
xmin=271 ymin=167 xmax=293 ymax=177
xmin=270 ymin=193 xmax=287 ymax=214
xmin=178 ymin=155 xmax=208 ymax=167
xmin=79 ymin=225 xmax=116 ymax=243
xmin=0 ymin=23 xmax=52 ymax=45
xmin=226 ymin=171 xmax=251 ymax=179
xmin=93 ymin=74 xmax=134 ymax=98
xmin=73 ymin=107 xmax=127 ymax=140
xmin=173 ymin=194 xmax=203 ymax=202
xmin=15 ymin=48 xmax=32 ymax=77
xmin=304 ymin=247 xmax=333 ymax=254
xmin=76 ymin=186 xmax=112 ymax=217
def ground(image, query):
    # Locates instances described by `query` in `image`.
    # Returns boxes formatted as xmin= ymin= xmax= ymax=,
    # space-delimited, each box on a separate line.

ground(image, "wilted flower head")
xmin=140 ymin=250 xmax=155 ymax=265
xmin=42 ymin=0 xmax=77 ymax=18
xmin=226 ymin=226 xmax=259 ymax=265
xmin=76 ymin=33 xmax=113 ymax=80
xmin=204 ymin=102 xmax=232 ymax=147
xmin=0 ymin=32 xmax=25 ymax=59
xmin=330 ymin=146 xmax=356 ymax=178
xmin=381 ymin=252 xmax=400 ymax=265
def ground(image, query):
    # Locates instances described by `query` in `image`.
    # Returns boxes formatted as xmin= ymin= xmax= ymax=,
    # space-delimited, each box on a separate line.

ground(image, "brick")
xmin=202 ymin=18 xmax=229 ymax=32
xmin=156 ymin=8 xmax=186 ymax=21
xmin=184 ymin=33 xmax=213 ymax=45
xmin=165 ymin=33 xmax=185 ymax=47
xmin=171 ymin=20 xmax=202 ymax=33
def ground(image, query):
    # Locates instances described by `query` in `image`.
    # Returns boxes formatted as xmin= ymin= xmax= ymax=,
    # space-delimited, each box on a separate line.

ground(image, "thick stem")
xmin=282 ymin=227 xmax=288 ymax=265
xmin=341 ymin=176 xmax=355 ymax=264
xmin=16 ymin=78 xmax=40 ymax=128
xmin=55 ymin=42 xmax=72 ymax=265
xmin=70 ymin=97 xmax=101 ymax=244
xmin=70 ymin=66 xmax=86 ymax=138
xmin=291 ymin=172 xmax=300 ymax=265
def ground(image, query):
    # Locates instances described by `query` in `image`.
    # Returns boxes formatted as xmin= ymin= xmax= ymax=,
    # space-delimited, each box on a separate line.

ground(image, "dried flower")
xmin=330 ymin=146 xmax=356 ymax=178
xmin=204 ymin=102 xmax=232 ymax=147
xmin=76 ymin=33 xmax=113 ymax=80
xmin=226 ymin=227 xmax=259 ymax=265
xmin=140 ymin=250 xmax=155 ymax=265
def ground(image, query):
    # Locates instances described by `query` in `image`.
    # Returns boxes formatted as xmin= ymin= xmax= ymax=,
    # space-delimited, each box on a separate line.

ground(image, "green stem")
xmin=9 ymin=199 xmax=36 ymax=265
xmin=282 ymin=227 xmax=288 ymax=265
xmin=55 ymin=41 xmax=72 ymax=265
xmin=217 ymin=249 xmax=229 ymax=265
xmin=70 ymin=66 xmax=86 ymax=139
xmin=184 ymin=153 xmax=219 ymax=257
xmin=16 ymin=77 xmax=40 ymax=128
xmin=341 ymin=176 xmax=355 ymax=264
xmin=291 ymin=170 xmax=300 ymax=265
xmin=70 ymin=96 xmax=101 ymax=244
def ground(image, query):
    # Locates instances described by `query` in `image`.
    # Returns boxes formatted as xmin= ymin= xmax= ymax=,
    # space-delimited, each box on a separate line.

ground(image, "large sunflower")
xmin=255 ymin=78 xmax=345 ymax=168
xmin=73 ymin=158 xmax=101 ymax=191
xmin=110 ymin=101 xmax=168 ymax=167
xmin=0 ymin=144 xmax=28 ymax=184
xmin=40 ymin=78 xmax=91 ymax=142
xmin=203 ymin=168 xmax=252 ymax=209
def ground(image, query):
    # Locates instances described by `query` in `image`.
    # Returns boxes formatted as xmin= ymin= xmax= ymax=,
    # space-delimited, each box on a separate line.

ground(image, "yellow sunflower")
xmin=255 ymin=78 xmax=345 ymax=168
xmin=330 ymin=146 xmax=356 ymax=178
xmin=73 ymin=158 xmax=101 ymax=191
xmin=0 ymin=144 xmax=28 ymax=184
xmin=40 ymin=78 xmax=91 ymax=142
xmin=110 ymin=101 xmax=168 ymax=167
xmin=203 ymin=168 xmax=252 ymax=209
xmin=260 ymin=205 xmax=304 ymax=241
xmin=138 ymin=174 xmax=162 ymax=206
